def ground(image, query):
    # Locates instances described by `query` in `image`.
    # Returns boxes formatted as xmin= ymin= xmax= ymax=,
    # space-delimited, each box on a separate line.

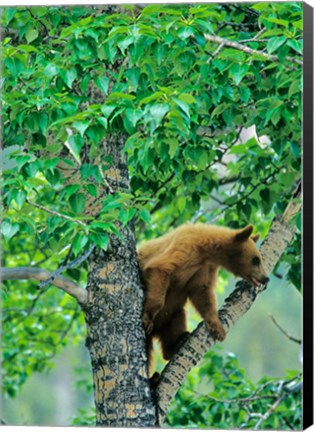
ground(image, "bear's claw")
xmin=205 ymin=319 xmax=226 ymax=341
xmin=142 ymin=313 xmax=154 ymax=334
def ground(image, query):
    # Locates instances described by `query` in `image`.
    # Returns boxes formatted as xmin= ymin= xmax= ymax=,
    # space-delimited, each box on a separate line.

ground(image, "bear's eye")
xmin=252 ymin=256 xmax=260 ymax=266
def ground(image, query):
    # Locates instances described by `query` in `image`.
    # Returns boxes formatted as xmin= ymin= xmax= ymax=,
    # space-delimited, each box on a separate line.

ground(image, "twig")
xmin=27 ymin=200 xmax=88 ymax=227
xmin=99 ymin=164 xmax=115 ymax=194
xmin=240 ymin=38 xmax=268 ymax=43
xmin=37 ymin=244 xmax=96 ymax=289
xmin=269 ymin=314 xmax=301 ymax=344
xmin=201 ymin=393 xmax=276 ymax=404
xmin=204 ymin=35 xmax=302 ymax=68
xmin=252 ymin=27 xmax=267 ymax=40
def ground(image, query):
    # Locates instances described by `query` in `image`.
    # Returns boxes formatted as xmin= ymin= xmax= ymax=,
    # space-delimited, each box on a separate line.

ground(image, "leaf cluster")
xmin=167 ymin=349 xmax=302 ymax=429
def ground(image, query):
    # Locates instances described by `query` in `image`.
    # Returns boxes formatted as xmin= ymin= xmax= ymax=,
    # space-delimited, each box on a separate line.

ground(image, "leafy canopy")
xmin=2 ymin=2 xmax=302 ymax=404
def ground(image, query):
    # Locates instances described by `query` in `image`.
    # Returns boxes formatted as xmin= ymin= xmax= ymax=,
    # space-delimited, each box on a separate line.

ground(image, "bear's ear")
xmin=235 ymin=225 xmax=254 ymax=242
xmin=251 ymin=233 xmax=260 ymax=243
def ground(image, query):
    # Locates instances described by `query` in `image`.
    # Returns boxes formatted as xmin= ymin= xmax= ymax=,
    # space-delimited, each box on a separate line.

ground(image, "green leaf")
xmin=4 ymin=57 xmax=23 ymax=77
xmin=229 ymin=63 xmax=249 ymax=85
xmin=264 ymin=17 xmax=289 ymax=27
xmin=73 ymin=121 xmax=90 ymax=137
xmin=287 ymin=39 xmax=302 ymax=54
xmin=173 ymin=98 xmax=190 ymax=118
xmin=211 ymin=103 xmax=229 ymax=118
xmin=139 ymin=208 xmax=151 ymax=225
xmin=72 ymin=233 xmax=89 ymax=256
xmin=260 ymin=188 xmax=270 ymax=203
xmin=45 ymin=158 xmax=60 ymax=173
xmin=100 ymin=105 xmax=117 ymax=118
xmin=1 ymin=221 xmax=20 ymax=240
xmin=90 ymin=232 xmax=109 ymax=250
xmin=12 ymin=189 xmax=27 ymax=209
xmin=178 ymin=93 xmax=197 ymax=104
xmin=293 ymin=20 xmax=303 ymax=30
xmin=289 ymin=80 xmax=301 ymax=97
xmin=177 ymin=196 xmax=186 ymax=212
xmin=178 ymin=26 xmax=195 ymax=39
xmin=80 ymin=164 xmax=100 ymax=182
xmin=119 ymin=208 xmax=136 ymax=226
xmin=69 ymin=193 xmax=86 ymax=214
xmin=139 ymin=91 xmax=163 ymax=105
xmin=25 ymin=28 xmax=39 ymax=43
xmin=108 ymin=92 xmax=135 ymax=102
xmin=84 ymin=184 xmax=98 ymax=197
xmin=94 ymin=76 xmax=110 ymax=95
xmin=15 ymin=155 xmax=32 ymax=171
xmin=149 ymin=104 xmax=170 ymax=125
xmin=184 ymin=147 xmax=208 ymax=169
xmin=60 ymin=69 xmax=78 ymax=88
xmin=125 ymin=108 xmax=143 ymax=127
xmin=166 ymin=138 xmax=179 ymax=159
xmin=96 ymin=117 xmax=107 ymax=129
xmin=67 ymin=135 xmax=83 ymax=163
xmin=267 ymin=36 xmax=287 ymax=55
xmin=239 ymin=86 xmax=251 ymax=103
xmin=63 ymin=184 xmax=80 ymax=199
xmin=290 ymin=141 xmax=300 ymax=158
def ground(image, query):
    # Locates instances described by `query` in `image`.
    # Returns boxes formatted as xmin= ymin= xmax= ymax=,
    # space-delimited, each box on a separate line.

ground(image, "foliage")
xmin=1 ymin=2 xmax=302 ymax=426
xmin=2 ymin=2 xmax=302 ymax=278
xmin=71 ymin=408 xmax=96 ymax=426
xmin=2 ymin=276 xmax=85 ymax=398
xmin=167 ymin=349 xmax=302 ymax=430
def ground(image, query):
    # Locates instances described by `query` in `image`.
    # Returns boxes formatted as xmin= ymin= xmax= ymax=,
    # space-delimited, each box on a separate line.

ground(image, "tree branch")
xmin=204 ymin=35 xmax=302 ymax=68
xmin=156 ymin=183 xmax=301 ymax=424
xmin=37 ymin=244 xmax=96 ymax=289
xmin=27 ymin=200 xmax=88 ymax=227
xmin=268 ymin=314 xmax=301 ymax=344
xmin=1 ymin=267 xmax=87 ymax=304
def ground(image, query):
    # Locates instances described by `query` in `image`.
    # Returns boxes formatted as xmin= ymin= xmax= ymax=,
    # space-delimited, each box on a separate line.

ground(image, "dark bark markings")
xmin=83 ymin=134 xmax=157 ymax=426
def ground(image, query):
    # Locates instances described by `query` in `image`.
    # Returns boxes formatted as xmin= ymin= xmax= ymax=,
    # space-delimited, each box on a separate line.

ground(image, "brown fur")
xmin=137 ymin=223 xmax=269 ymax=371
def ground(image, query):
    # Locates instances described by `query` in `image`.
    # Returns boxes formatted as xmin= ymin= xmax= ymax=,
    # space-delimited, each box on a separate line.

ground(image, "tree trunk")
xmin=82 ymin=134 xmax=157 ymax=426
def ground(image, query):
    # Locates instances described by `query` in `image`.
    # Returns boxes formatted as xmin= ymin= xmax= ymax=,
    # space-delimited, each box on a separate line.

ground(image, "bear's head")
xmin=226 ymin=225 xmax=269 ymax=287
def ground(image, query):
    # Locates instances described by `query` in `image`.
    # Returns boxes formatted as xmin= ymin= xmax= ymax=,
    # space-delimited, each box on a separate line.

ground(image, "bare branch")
xmin=253 ymin=377 xmax=302 ymax=432
xmin=268 ymin=314 xmax=301 ymax=344
xmin=1 ymin=267 xmax=87 ymax=304
xmin=38 ymin=244 xmax=96 ymax=289
xmin=204 ymin=35 xmax=302 ymax=68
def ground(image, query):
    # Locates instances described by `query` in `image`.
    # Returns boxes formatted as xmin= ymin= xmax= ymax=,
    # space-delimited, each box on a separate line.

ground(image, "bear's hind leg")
xmin=159 ymin=308 xmax=189 ymax=361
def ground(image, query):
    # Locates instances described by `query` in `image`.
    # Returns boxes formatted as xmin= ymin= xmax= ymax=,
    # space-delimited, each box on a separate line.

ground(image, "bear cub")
xmin=137 ymin=223 xmax=269 ymax=369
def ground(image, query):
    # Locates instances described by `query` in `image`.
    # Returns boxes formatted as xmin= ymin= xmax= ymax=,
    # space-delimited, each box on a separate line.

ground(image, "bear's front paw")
xmin=205 ymin=319 xmax=226 ymax=341
xmin=142 ymin=312 xmax=154 ymax=335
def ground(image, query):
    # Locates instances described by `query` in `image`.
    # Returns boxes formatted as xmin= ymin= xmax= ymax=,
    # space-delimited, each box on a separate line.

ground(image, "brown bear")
xmin=137 ymin=223 xmax=269 ymax=370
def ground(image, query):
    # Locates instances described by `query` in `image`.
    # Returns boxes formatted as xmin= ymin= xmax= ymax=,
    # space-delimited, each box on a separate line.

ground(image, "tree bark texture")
xmin=156 ymin=186 xmax=301 ymax=424
xmin=82 ymin=133 xmax=157 ymax=426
